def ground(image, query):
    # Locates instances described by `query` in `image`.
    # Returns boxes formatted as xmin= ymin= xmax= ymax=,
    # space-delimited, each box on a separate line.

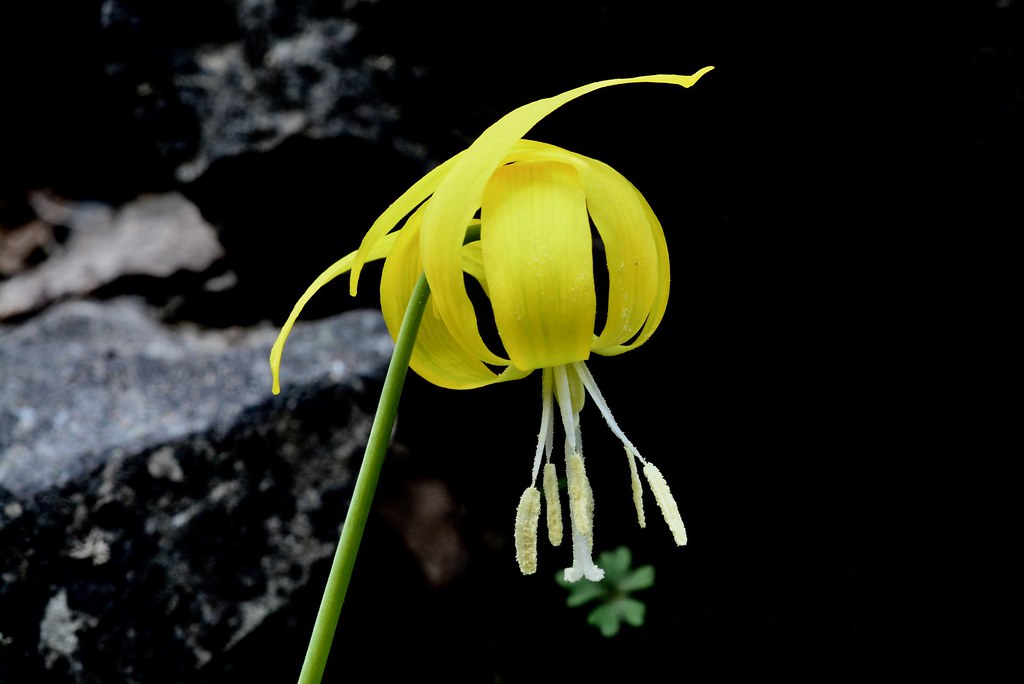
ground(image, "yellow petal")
xmin=348 ymin=149 xmax=466 ymax=297
xmin=496 ymin=141 xmax=671 ymax=356
xmin=458 ymin=240 xmax=489 ymax=298
xmin=420 ymin=69 xmax=713 ymax=369
xmin=499 ymin=140 xmax=661 ymax=348
xmin=594 ymin=189 xmax=670 ymax=356
xmin=269 ymin=231 xmax=399 ymax=394
xmin=576 ymin=159 xmax=662 ymax=349
xmin=378 ymin=202 xmax=529 ymax=389
xmin=481 ymin=160 xmax=595 ymax=370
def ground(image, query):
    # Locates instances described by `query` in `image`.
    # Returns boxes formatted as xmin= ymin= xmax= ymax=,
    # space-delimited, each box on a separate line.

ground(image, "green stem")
xmin=297 ymin=273 xmax=431 ymax=684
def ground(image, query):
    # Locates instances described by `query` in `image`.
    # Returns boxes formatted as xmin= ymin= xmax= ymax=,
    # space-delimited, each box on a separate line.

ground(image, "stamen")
xmin=553 ymin=365 xmax=580 ymax=454
xmin=514 ymin=486 xmax=542 ymax=574
xmin=564 ymin=525 xmax=605 ymax=583
xmin=571 ymin=361 xmax=645 ymax=464
xmin=571 ymin=361 xmax=686 ymax=543
xmin=543 ymin=462 xmax=563 ymax=545
xmin=643 ymin=463 xmax=687 ymax=546
xmin=566 ymin=452 xmax=594 ymax=544
xmin=625 ymin=446 xmax=646 ymax=528
xmin=531 ymin=369 xmax=555 ymax=482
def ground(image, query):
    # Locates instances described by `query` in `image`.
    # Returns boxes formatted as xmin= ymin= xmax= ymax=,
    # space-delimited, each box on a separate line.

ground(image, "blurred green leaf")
xmin=556 ymin=545 xmax=655 ymax=637
xmin=562 ymin=580 xmax=606 ymax=607
xmin=618 ymin=597 xmax=646 ymax=627
xmin=618 ymin=564 xmax=655 ymax=593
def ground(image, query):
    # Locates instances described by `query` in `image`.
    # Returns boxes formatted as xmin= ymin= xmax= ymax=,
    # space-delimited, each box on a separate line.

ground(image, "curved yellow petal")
xmin=270 ymin=231 xmax=399 ymax=394
xmin=481 ymin=160 xmax=595 ymax=370
xmin=348 ymin=149 xmax=466 ymax=296
xmin=420 ymin=69 xmax=713 ymax=368
xmin=379 ymin=203 xmax=529 ymax=389
xmin=479 ymin=139 xmax=665 ymax=350
xmin=579 ymin=160 xmax=661 ymax=349
xmin=508 ymin=141 xmax=661 ymax=349
xmin=459 ymin=240 xmax=489 ymax=298
xmin=593 ymin=188 xmax=671 ymax=356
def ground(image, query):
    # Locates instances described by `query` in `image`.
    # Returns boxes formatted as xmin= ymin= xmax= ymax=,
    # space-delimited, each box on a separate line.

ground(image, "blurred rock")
xmin=377 ymin=474 xmax=468 ymax=589
xmin=0 ymin=193 xmax=224 ymax=321
xmin=0 ymin=219 xmax=58 ymax=279
xmin=100 ymin=0 xmax=430 ymax=184
xmin=0 ymin=298 xmax=393 ymax=683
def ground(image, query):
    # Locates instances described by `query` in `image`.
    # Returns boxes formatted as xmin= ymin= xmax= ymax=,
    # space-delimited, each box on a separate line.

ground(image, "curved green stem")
xmin=297 ymin=273 xmax=431 ymax=684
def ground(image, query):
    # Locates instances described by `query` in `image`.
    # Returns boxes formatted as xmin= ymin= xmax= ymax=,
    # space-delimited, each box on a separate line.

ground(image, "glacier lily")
xmin=271 ymin=68 xmax=712 ymax=683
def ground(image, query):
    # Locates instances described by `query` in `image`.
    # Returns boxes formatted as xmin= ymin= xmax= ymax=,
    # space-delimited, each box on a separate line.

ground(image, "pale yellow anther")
xmin=643 ymin=463 xmax=687 ymax=546
xmin=514 ymin=487 xmax=542 ymax=574
xmin=625 ymin=447 xmax=646 ymax=529
xmin=543 ymin=462 xmax=563 ymax=545
xmin=566 ymin=452 xmax=595 ymax=549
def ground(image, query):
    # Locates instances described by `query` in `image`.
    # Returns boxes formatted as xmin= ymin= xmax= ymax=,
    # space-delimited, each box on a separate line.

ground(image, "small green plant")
xmin=556 ymin=545 xmax=655 ymax=637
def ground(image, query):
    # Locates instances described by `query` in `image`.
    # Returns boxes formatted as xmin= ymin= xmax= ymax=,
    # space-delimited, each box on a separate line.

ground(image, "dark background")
xmin=2 ymin=1 xmax=1019 ymax=682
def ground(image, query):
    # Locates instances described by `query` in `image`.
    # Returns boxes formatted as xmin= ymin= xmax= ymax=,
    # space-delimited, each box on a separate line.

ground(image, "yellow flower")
xmin=270 ymin=68 xmax=712 ymax=581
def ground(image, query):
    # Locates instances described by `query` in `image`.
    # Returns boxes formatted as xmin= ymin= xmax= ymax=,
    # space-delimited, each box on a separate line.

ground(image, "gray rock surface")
xmin=0 ymin=298 xmax=394 ymax=683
